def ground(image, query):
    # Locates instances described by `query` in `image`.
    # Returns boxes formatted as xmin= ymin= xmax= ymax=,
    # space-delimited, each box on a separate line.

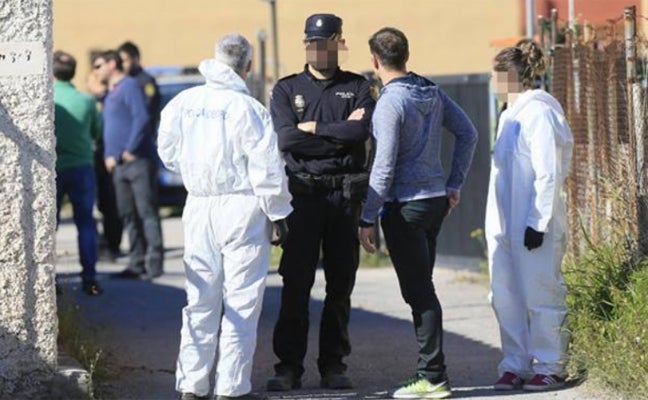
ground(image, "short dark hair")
xmin=99 ymin=50 xmax=124 ymax=71
xmin=53 ymin=50 xmax=76 ymax=81
xmin=118 ymin=41 xmax=140 ymax=59
xmin=368 ymin=27 xmax=409 ymax=71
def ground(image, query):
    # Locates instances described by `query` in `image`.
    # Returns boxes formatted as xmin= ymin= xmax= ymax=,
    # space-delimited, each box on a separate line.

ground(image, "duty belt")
xmin=290 ymin=172 xmax=346 ymax=190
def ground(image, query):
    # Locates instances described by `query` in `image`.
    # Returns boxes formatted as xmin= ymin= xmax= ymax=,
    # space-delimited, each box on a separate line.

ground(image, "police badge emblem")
xmin=144 ymin=82 xmax=156 ymax=98
xmin=294 ymin=94 xmax=305 ymax=119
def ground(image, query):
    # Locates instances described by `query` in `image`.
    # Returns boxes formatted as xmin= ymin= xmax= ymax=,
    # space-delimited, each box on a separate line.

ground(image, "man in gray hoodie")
xmin=358 ymin=27 xmax=478 ymax=399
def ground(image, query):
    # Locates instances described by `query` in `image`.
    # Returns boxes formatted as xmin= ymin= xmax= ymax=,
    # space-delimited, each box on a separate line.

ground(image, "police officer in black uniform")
xmin=114 ymin=41 xmax=164 ymax=279
xmin=118 ymin=41 xmax=161 ymax=131
xmin=267 ymin=13 xmax=375 ymax=392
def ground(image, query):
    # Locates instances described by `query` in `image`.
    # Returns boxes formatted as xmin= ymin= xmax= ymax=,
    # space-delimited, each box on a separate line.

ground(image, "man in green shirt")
xmin=54 ymin=50 xmax=103 ymax=295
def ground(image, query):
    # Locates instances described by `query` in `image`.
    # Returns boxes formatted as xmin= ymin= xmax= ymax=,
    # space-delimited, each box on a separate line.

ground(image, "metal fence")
xmin=544 ymin=6 xmax=648 ymax=255
xmin=434 ymin=74 xmax=491 ymax=258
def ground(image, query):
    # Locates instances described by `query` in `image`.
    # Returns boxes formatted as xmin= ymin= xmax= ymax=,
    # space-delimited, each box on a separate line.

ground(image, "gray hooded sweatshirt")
xmin=361 ymin=73 xmax=478 ymax=223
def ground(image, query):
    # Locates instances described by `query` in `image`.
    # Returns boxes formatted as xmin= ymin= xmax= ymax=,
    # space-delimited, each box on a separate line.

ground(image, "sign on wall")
xmin=0 ymin=42 xmax=46 ymax=76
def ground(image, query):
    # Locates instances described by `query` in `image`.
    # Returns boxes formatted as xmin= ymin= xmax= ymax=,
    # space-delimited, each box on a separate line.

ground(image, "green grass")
xmin=57 ymin=290 xmax=112 ymax=399
xmin=564 ymin=239 xmax=648 ymax=398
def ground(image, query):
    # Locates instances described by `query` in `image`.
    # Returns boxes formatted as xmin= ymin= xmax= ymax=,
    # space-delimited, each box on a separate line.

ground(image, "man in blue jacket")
xmin=359 ymin=27 xmax=478 ymax=399
xmin=93 ymin=50 xmax=164 ymax=280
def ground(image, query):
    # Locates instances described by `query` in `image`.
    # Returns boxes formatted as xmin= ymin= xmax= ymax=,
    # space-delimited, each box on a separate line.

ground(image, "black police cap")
xmin=304 ymin=13 xmax=342 ymax=41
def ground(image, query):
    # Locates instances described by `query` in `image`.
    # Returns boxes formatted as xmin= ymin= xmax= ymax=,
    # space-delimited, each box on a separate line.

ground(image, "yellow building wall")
xmin=53 ymin=0 xmax=522 ymax=88
xmin=644 ymin=0 xmax=648 ymax=38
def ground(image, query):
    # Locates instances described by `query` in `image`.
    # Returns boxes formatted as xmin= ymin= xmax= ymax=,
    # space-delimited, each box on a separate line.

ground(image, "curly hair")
xmin=493 ymin=41 xmax=546 ymax=89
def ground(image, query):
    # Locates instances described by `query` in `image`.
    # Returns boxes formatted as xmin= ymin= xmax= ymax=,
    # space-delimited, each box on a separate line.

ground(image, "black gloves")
xmin=524 ymin=226 xmax=544 ymax=250
xmin=271 ymin=219 xmax=289 ymax=246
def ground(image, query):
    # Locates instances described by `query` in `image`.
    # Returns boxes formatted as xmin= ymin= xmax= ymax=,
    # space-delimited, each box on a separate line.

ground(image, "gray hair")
xmin=214 ymin=33 xmax=253 ymax=75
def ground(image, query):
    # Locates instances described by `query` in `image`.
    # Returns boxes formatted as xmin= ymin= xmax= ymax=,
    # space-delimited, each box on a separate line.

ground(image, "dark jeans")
xmin=273 ymin=189 xmax=360 ymax=377
xmin=95 ymin=144 xmax=123 ymax=253
xmin=56 ymin=165 xmax=98 ymax=280
xmin=381 ymin=196 xmax=448 ymax=383
xmin=113 ymin=158 xmax=164 ymax=275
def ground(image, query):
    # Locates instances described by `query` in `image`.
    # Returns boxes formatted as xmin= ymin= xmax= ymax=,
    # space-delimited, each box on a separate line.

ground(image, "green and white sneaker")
xmin=391 ymin=375 xmax=452 ymax=399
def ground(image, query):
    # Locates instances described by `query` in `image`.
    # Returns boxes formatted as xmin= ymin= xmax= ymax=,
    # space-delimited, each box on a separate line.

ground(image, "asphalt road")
xmin=55 ymin=216 xmax=602 ymax=400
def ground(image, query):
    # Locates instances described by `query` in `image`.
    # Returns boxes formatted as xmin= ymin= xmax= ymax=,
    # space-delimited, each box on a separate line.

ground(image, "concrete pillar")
xmin=0 ymin=0 xmax=58 ymax=398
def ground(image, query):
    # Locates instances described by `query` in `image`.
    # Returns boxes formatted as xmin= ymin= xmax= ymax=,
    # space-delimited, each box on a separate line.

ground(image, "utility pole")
xmin=257 ymin=29 xmax=267 ymax=105
xmin=0 ymin=0 xmax=58 ymax=398
xmin=526 ymin=0 xmax=535 ymax=38
xmin=261 ymin=0 xmax=279 ymax=82
xmin=568 ymin=0 xmax=575 ymax=32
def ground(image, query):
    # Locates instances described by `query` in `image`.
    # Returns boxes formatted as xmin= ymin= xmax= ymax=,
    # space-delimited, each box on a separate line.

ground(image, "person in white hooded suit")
xmin=158 ymin=33 xmax=293 ymax=400
xmin=487 ymin=42 xmax=573 ymax=392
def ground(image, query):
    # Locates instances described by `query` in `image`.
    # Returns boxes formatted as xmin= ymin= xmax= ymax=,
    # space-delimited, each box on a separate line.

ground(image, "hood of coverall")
xmin=198 ymin=59 xmax=250 ymax=95
xmin=506 ymin=89 xmax=565 ymax=119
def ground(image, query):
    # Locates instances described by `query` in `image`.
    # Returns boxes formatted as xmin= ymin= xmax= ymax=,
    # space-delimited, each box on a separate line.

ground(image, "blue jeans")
xmin=56 ymin=165 xmax=98 ymax=280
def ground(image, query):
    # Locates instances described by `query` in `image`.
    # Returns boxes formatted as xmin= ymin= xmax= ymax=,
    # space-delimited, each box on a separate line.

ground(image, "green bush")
xmin=565 ymin=241 xmax=648 ymax=398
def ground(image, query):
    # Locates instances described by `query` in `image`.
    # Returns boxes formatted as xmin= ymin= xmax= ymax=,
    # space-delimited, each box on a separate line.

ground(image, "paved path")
xmin=55 ymin=216 xmax=601 ymax=399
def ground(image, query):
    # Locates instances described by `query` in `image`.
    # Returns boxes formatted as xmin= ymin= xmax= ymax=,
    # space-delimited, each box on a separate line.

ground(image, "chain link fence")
xmin=545 ymin=6 xmax=648 ymax=256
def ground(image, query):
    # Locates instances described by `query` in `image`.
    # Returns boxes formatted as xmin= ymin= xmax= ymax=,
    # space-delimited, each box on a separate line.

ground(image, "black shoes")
xmin=179 ymin=393 xmax=208 ymax=400
xmin=112 ymin=269 xmax=143 ymax=279
xmin=141 ymin=270 xmax=164 ymax=281
xmin=320 ymin=372 xmax=353 ymax=389
xmin=112 ymin=268 xmax=163 ymax=281
xmin=81 ymin=279 xmax=103 ymax=296
xmin=216 ymin=393 xmax=267 ymax=400
xmin=180 ymin=393 xmax=266 ymax=400
xmin=266 ymin=370 xmax=351 ymax=391
xmin=266 ymin=370 xmax=302 ymax=391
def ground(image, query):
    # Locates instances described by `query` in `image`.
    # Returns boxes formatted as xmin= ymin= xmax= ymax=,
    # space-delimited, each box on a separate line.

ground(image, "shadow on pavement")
xmin=57 ymin=274 xmax=506 ymax=400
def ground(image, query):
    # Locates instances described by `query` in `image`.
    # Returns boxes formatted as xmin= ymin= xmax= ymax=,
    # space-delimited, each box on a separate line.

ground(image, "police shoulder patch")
xmin=144 ymin=82 xmax=156 ymax=97
xmin=370 ymin=84 xmax=379 ymax=101
xmin=277 ymin=73 xmax=298 ymax=83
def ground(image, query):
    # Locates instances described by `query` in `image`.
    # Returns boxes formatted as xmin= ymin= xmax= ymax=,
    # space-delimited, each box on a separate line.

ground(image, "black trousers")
xmin=113 ymin=158 xmax=164 ymax=275
xmin=381 ymin=196 xmax=448 ymax=383
xmin=95 ymin=146 xmax=123 ymax=252
xmin=273 ymin=189 xmax=360 ymax=377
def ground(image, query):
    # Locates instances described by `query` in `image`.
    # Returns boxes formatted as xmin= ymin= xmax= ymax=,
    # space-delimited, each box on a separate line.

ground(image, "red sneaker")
xmin=523 ymin=374 xmax=566 ymax=391
xmin=493 ymin=372 xmax=524 ymax=390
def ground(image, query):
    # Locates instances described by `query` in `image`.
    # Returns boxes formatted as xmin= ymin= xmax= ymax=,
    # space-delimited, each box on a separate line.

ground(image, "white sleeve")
xmin=239 ymin=102 xmax=293 ymax=221
xmin=523 ymin=108 xmax=557 ymax=232
xmin=157 ymin=96 xmax=182 ymax=173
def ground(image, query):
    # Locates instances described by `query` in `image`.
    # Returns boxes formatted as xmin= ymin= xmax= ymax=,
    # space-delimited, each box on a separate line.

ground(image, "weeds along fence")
xmin=540 ymin=6 xmax=648 ymax=257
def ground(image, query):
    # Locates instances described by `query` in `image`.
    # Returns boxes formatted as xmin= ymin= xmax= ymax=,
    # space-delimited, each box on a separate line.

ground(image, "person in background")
xmin=118 ymin=41 xmax=161 ymax=130
xmin=53 ymin=50 xmax=103 ymax=295
xmin=93 ymin=50 xmax=164 ymax=280
xmin=358 ymin=27 xmax=478 ymax=399
xmin=266 ymin=13 xmax=375 ymax=392
xmin=487 ymin=41 xmax=573 ymax=392
xmin=88 ymin=53 xmax=124 ymax=261
xmin=158 ymin=33 xmax=292 ymax=400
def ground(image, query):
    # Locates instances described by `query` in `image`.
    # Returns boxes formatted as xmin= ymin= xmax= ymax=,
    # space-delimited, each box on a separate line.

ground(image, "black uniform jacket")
xmin=270 ymin=65 xmax=375 ymax=175
xmin=131 ymin=66 xmax=161 ymax=133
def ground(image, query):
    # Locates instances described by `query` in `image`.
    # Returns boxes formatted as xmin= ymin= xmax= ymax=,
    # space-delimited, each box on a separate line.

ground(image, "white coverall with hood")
xmin=158 ymin=59 xmax=293 ymax=397
xmin=485 ymin=89 xmax=573 ymax=378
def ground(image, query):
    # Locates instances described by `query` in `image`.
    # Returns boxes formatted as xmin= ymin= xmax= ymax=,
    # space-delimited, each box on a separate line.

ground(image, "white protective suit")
xmin=158 ymin=59 xmax=293 ymax=397
xmin=485 ymin=89 xmax=574 ymax=378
